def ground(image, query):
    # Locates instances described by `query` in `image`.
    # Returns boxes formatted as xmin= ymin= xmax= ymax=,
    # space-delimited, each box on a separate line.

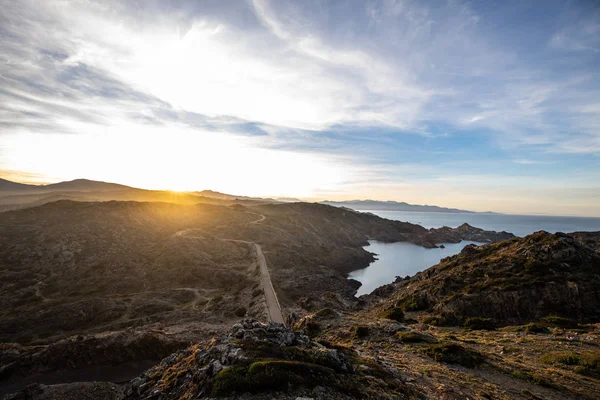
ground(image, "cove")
xmin=349 ymin=240 xmax=482 ymax=296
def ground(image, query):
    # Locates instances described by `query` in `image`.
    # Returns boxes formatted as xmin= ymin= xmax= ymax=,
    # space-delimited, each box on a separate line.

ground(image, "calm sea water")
xmin=349 ymin=240 xmax=480 ymax=296
xmin=348 ymin=211 xmax=600 ymax=296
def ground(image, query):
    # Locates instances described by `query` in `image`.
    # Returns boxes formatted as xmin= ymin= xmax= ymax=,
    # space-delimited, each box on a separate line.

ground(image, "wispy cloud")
xmin=0 ymin=0 xmax=599 ymax=215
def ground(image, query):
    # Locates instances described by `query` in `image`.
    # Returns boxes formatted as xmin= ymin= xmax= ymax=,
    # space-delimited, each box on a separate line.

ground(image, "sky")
xmin=0 ymin=0 xmax=599 ymax=216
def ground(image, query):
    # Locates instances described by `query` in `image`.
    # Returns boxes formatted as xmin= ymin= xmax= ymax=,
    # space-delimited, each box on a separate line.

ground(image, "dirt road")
xmin=174 ymin=211 xmax=285 ymax=325
xmin=252 ymin=242 xmax=284 ymax=324
xmin=220 ymin=239 xmax=284 ymax=325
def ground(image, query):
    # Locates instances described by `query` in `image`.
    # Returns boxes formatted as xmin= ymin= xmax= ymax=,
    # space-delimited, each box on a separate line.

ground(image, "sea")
xmin=348 ymin=211 xmax=600 ymax=296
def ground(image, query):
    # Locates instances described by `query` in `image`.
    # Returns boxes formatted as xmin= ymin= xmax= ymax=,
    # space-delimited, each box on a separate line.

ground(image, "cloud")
xmin=0 ymin=0 xmax=599 ymax=215
xmin=512 ymin=159 xmax=551 ymax=165
xmin=2 ymin=0 xmax=599 ymax=147
xmin=550 ymin=18 xmax=600 ymax=52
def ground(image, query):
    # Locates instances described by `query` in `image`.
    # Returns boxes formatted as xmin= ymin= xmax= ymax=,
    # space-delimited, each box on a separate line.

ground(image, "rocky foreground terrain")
xmin=4 ymin=200 xmax=598 ymax=399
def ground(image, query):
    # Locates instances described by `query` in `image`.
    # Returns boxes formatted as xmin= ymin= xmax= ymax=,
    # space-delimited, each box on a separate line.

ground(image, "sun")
xmin=3 ymin=122 xmax=352 ymax=197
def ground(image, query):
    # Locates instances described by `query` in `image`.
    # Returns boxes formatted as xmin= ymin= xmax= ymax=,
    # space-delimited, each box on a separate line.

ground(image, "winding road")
xmin=174 ymin=212 xmax=285 ymax=325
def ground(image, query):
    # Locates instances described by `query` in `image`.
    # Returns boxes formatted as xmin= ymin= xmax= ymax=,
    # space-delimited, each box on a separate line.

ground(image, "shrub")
xmin=422 ymin=315 xmax=451 ymax=326
xmin=293 ymin=317 xmax=321 ymax=336
xmin=464 ymin=317 xmax=496 ymax=331
xmin=235 ymin=307 xmax=247 ymax=318
xmin=524 ymin=323 xmax=550 ymax=334
xmin=422 ymin=316 xmax=439 ymax=325
xmin=538 ymin=316 xmax=577 ymax=329
xmin=315 ymin=308 xmax=338 ymax=318
xmin=378 ymin=307 xmax=404 ymax=322
xmin=511 ymin=371 xmax=533 ymax=381
xmin=396 ymin=295 xmax=426 ymax=311
xmin=396 ymin=331 xmax=434 ymax=343
xmin=511 ymin=371 xmax=552 ymax=386
xmin=423 ymin=343 xmax=484 ymax=368
xmin=541 ymin=351 xmax=600 ymax=378
xmin=540 ymin=352 xmax=580 ymax=366
xmin=252 ymin=289 xmax=262 ymax=298
xmin=353 ymin=325 xmax=369 ymax=338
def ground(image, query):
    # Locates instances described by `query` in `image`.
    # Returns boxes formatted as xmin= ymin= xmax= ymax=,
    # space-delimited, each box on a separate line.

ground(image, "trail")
xmin=174 ymin=211 xmax=285 ymax=325
xmin=247 ymin=212 xmax=266 ymax=224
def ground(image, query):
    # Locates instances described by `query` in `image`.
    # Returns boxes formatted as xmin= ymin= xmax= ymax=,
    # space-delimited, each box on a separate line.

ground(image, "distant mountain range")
xmin=0 ymin=177 xmax=485 ymax=214
xmin=320 ymin=200 xmax=476 ymax=213
xmin=0 ymin=178 xmax=276 ymax=212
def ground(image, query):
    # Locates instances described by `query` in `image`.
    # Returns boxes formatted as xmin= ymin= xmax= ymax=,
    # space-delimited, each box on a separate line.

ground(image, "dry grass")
xmin=318 ymin=309 xmax=600 ymax=400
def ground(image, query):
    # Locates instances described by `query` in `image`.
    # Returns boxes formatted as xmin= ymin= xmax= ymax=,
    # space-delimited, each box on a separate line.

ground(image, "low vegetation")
xmin=353 ymin=325 xmax=370 ymax=338
xmin=541 ymin=351 xmax=600 ymax=378
xmin=510 ymin=370 xmax=554 ymax=388
xmin=377 ymin=307 xmax=404 ymax=322
xmin=524 ymin=323 xmax=550 ymax=334
xmin=423 ymin=342 xmax=485 ymax=368
xmin=463 ymin=317 xmax=496 ymax=331
xmin=396 ymin=331 xmax=435 ymax=343
xmin=538 ymin=315 xmax=578 ymax=329
xmin=422 ymin=315 xmax=449 ymax=326
xmin=212 ymin=360 xmax=336 ymax=396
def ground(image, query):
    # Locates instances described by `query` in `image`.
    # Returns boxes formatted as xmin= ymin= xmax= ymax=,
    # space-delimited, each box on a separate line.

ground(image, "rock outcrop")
xmin=125 ymin=319 xmax=414 ymax=400
xmin=570 ymin=231 xmax=600 ymax=255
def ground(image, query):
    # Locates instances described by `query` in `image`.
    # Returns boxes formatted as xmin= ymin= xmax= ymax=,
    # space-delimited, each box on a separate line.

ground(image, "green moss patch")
xmin=211 ymin=360 xmax=336 ymax=396
xmin=396 ymin=295 xmax=428 ymax=312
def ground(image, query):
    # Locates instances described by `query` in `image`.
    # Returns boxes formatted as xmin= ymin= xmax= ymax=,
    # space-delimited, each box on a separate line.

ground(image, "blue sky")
xmin=0 ymin=0 xmax=599 ymax=216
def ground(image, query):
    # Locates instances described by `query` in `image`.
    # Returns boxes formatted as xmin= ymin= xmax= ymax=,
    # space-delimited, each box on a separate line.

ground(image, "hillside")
xmin=0 ymin=201 xmax=266 ymax=344
xmin=0 ymin=178 xmax=37 ymax=191
xmin=0 ymin=179 xmax=275 ymax=212
xmin=373 ymin=231 xmax=600 ymax=326
xmin=306 ymin=231 xmax=600 ymax=400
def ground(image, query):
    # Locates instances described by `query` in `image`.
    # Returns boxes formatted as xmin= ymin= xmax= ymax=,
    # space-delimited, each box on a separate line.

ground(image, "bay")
xmin=349 ymin=240 xmax=481 ymax=296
